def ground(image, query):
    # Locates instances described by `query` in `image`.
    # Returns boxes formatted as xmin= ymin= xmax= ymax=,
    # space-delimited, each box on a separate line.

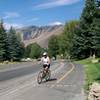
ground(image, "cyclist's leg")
xmin=46 ymin=64 xmax=51 ymax=81
xmin=43 ymin=64 xmax=47 ymax=73
xmin=48 ymin=64 xmax=50 ymax=69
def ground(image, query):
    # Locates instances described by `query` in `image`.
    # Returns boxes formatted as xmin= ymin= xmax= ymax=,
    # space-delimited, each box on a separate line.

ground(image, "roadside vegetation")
xmin=24 ymin=43 xmax=44 ymax=59
xmin=76 ymin=58 xmax=100 ymax=91
xmin=0 ymin=22 xmax=24 ymax=62
xmin=0 ymin=0 xmax=99 ymax=63
xmin=48 ymin=0 xmax=100 ymax=95
xmin=48 ymin=0 xmax=100 ymax=60
xmin=0 ymin=21 xmax=44 ymax=62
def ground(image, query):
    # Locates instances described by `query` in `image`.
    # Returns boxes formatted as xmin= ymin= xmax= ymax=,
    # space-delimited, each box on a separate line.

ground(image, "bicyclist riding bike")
xmin=37 ymin=52 xmax=51 ymax=84
xmin=41 ymin=52 xmax=51 ymax=72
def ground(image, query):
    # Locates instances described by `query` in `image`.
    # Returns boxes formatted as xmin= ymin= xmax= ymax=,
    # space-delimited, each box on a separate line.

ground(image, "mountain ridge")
xmin=16 ymin=25 xmax=64 ymax=48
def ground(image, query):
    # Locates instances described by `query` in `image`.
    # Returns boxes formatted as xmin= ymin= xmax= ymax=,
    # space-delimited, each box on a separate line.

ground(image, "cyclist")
xmin=37 ymin=52 xmax=51 ymax=83
xmin=41 ymin=52 xmax=51 ymax=71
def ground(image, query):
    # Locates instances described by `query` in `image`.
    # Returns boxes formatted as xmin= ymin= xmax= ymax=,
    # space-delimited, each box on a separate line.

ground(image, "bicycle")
xmin=37 ymin=66 xmax=51 ymax=84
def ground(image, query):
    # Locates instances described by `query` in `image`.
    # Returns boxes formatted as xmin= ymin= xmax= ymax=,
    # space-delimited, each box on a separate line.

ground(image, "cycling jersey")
xmin=41 ymin=56 xmax=50 ymax=65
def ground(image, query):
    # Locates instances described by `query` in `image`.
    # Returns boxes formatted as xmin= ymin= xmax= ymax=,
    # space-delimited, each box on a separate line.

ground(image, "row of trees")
xmin=48 ymin=20 xmax=78 ymax=59
xmin=0 ymin=0 xmax=99 ymax=61
xmin=48 ymin=0 xmax=100 ymax=59
xmin=71 ymin=0 xmax=100 ymax=59
xmin=0 ymin=21 xmax=24 ymax=61
xmin=0 ymin=20 xmax=45 ymax=61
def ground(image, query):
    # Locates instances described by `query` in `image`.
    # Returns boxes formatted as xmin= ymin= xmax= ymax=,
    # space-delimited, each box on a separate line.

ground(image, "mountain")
xmin=16 ymin=25 xmax=64 ymax=48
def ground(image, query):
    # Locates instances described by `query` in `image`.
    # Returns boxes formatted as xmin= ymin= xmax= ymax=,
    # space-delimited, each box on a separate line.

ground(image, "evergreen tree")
xmin=7 ymin=27 xmax=24 ymax=61
xmin=0 ymin=20 xmax=8 ymax=61
xmin=72 ymin=0 xmax=97 ymax=59
xmin=91 ymin=0 xmax=100 ymax=56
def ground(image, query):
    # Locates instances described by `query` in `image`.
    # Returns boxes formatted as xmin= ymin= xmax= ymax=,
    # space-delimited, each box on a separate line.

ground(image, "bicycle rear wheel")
xmin=46 ymin=70 xmax=51 ymax=81
xmin=37 ymin=71 xmax=43 ymax=84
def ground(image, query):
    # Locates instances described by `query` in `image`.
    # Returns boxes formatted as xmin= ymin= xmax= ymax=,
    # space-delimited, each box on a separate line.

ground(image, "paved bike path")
xmin=0 ymin=62 xmax=85 ymax=100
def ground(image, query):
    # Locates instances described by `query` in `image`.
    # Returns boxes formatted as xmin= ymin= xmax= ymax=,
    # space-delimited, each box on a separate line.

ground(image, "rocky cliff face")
xmin=16 ymin=25 xmax=63 ymax=40
xmin=16 ymin=25 xmax=64 ymax=48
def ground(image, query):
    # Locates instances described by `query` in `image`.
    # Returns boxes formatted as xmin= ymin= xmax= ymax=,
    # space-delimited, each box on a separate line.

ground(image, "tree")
xmin=91 ymin=0 xmax=100 ymax=57
xmin=71 ymin=0 xmax=98 ymax=59
xmin=7 ymin=27 xmax=24 ymax=61
xmin=25 ymin=43 xmax=42 ymax=59
xmin=29 ymin=43 xmax=42 ymax=59
xmin=16 ymin=32 xmax=22 ymax=42
xmin=0 ymin=20 xmax=8 ymax=61
xmin=91 ymin=19 xmax=100 ymax=57
xmin=24 ymin=44 xmax=33 ymax=58
xmin=48 ymin=35 xmax=59 ymax=59
xmin=59 ymin=20 xmax=79 ymax=58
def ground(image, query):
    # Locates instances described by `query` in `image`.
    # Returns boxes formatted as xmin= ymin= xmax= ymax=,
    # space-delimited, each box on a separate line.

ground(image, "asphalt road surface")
xmin=0 ymin=61 xmax=85 ymax=100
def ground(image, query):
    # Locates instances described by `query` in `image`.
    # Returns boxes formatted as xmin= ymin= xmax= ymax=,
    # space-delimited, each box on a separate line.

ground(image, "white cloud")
xmin=4 ymin=23 xmax=23 ymax=30
xmin=49 ymin=21 xmax=63 ymax=26
xmin=34 ymin=0 xmax=80 ymax=10
xmin=3 ymin=12 xmax=20 ymax=19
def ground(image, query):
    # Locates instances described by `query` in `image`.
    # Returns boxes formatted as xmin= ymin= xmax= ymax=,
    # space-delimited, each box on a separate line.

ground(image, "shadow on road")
xmin=41 ymin=78 xmax=57 ymax=84
xmin=48 ymin=78 xmax=57 ymax=81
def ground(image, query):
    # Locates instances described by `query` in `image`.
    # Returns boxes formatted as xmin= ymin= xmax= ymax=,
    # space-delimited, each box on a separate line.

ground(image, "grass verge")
xmin=75 ymin=58 xmax=100 ymax=91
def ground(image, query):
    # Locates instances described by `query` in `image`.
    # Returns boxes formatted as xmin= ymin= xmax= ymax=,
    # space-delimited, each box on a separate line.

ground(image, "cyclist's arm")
xmin=40 ymin=57 xmax=43 ymax=65
xmin=47 ymin=57 xmax=51 ymax=64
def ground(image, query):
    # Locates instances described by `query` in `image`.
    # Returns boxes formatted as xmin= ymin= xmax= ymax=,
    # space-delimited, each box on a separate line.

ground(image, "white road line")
xmin=0 ymin=62 xmax=65 ymax=97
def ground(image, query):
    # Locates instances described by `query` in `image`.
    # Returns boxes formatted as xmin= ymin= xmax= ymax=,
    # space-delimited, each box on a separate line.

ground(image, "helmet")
xmin=43 ymin=52 xmax=47 ymax=56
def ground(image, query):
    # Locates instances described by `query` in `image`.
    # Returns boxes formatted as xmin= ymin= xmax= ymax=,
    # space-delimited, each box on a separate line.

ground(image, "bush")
xmin=25 ymin=43 xmax=43 ymax=59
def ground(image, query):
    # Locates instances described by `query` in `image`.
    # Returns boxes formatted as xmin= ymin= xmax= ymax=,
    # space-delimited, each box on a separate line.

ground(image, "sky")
xmin=0 ymin=0 xmax=84 ymax=29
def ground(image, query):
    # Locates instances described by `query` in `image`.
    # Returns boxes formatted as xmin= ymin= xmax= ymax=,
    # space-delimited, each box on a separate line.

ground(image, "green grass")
xmin=75 ymin=58 xmax=91 ymax=64
xmin=75 ymin=58 xmax=100 ymax=91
